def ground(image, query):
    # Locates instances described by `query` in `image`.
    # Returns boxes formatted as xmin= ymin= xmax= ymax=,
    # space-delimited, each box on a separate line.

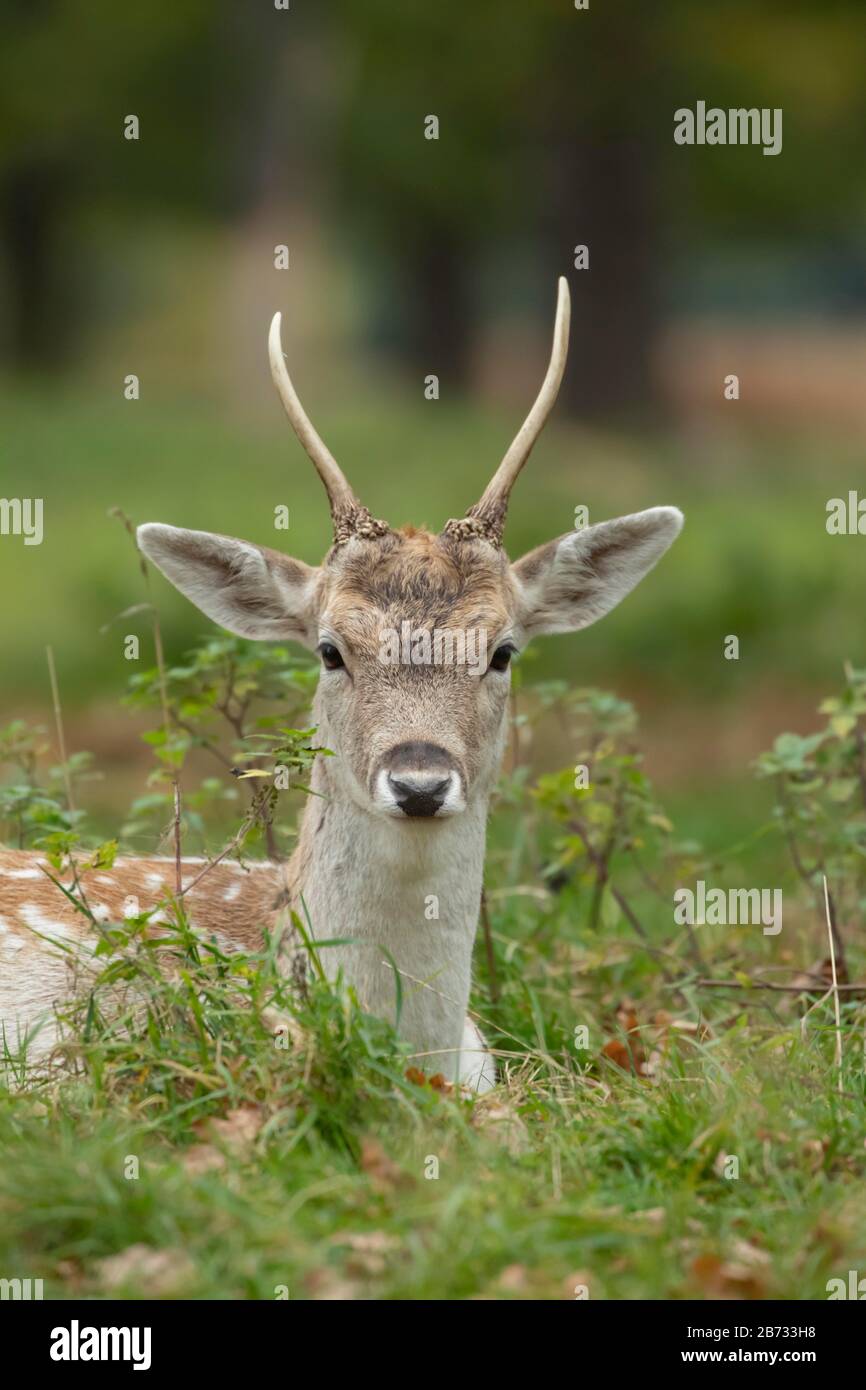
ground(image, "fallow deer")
xmin=0 ymin=278 xmax=682 ymax=1089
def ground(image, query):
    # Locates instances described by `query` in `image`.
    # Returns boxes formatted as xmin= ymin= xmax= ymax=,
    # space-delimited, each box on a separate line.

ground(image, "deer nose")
xmin=387 ymin=769 xmax=453 ymax=817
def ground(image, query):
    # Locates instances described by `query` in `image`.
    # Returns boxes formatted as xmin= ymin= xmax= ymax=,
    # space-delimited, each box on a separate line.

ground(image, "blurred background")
xmin=2 ymin=0 xmax=866 ymax=848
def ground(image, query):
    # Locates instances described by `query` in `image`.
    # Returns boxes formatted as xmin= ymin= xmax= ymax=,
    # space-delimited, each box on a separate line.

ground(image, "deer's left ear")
xmin=510 ymin=506 xmax=683 ymax=638
xmin=136 ymin=524 xmax=321 ymax=647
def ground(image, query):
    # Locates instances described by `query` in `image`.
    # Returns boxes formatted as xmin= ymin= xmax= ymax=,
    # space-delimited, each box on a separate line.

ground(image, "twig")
xmin=691 ymin=976 xmax=865 ymax=994
xmin=172 ymin=781 xmax=183 ymax=899
xmin=177 ymin=786 xmax=271 ymax=898
xmin=567 ymin=813 xmax=679 ymax=984
xmin=823 ymin=873 xmax=844 ymax=1095
xmin=45 ymin=645 xmax=75 ymax=814
xmin=843 ymin=661 xmax=866 ymax=814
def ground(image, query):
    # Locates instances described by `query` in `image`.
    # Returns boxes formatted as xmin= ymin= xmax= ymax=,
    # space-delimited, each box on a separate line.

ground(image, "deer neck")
xmin=286 ymin=715 xmax=497 ymax=1076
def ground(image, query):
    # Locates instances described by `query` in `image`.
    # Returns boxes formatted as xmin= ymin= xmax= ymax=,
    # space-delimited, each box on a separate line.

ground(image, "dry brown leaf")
xmin=630 ymin=1206 xmax=666 ymax=1230
xmin=96 ymin=1244 xmax=196 ymax=1297
xmin=690 ymin=1252 xmax=766 ymax=1300
xmin=192 ymin=1105 xmax=264 ymax=1156
xmin=404 ymin=1066 xmax=454 ymax=1094
xmin=305 ymin=1267 xmax=362 ymax=1300
xmin=471 ymin=1096 xmax=529 ymax=1155
xmin=601 ymin=1003 xmax=647 ymax=1075
xmin=342 ymin=1231 xmax=400 ymax=1277
xmin=54 ymin=1257 xmax=85 ymax=1293
xmin=729 ymin=1237 xmax=771 ymax=1268
xmin=497 ymin=1263 xmax=529 ymax=1292
xmin=561 ymin=1269 xmax=593 ymax=1300
xmin=359 ymin=1136 xmax=412 ymax=1191
xmin=182 ymin=1142 xmax=227 ymax=1176
xmin=340 ymin=1231 xmax=399 ymax=1254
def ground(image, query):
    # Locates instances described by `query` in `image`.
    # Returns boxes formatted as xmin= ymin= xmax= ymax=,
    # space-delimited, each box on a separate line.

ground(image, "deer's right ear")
xmin=136 ymin=524 xmax=320 ymax=647
xmin=510 ymin=507 xmax=683 ymax=639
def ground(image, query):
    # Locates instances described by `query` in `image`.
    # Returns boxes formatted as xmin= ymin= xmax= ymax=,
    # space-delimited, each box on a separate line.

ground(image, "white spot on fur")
xmin=148 ymin=855 xmax=206 ymax=864
xmin=96 ymin=875 xmax=116 ymax=886
xmin=224 ymin=882 xmax=242 ymax=902
xmin=122 ymin=896 xmax=140 ymax=919
xmin=1 ymin=867 xmax=40 ymax=879
xmin=146 ymin=873 xmax=165 ymax=889
xmin=19 ymin=903 xmax=76 ymax=942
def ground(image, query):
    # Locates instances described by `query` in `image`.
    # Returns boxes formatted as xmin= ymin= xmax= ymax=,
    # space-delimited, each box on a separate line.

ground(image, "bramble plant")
xmin=122 ymin=634 xmax=323 ymax=858
xmin=756 ymin=662 xmax=866 ymax=949
xmin=1 ymin=639 xmax=865 ymax=1300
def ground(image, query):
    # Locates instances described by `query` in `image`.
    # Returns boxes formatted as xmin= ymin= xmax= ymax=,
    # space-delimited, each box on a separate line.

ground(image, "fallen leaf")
xmin=359 ymin=1137 xmax=412 ymax=1192
xmin=338 ymin=1232 xmax=400 ymax=1277
xmin=471 ymin=1096 xmax=529 ymax=1155
xmin=561 ymin=1269 xmax=593 ymax=1300
xmin=497 ymin=1263 xmax=529 ymax=1292
xmin=192 ymin=1105 xmax=263 ymax=1156
xmin=305 ymin=1268 xmax=361 ymax=1300
xmin=96 ymin=1244 xmax=196 ymax=1297
xmin=690 ymin=1252 xmax=766 ymax=1300
xmin=730 ymin=1238 xmax=770 ymax=1268
xmin=404 ymin=1066 xmax=454 ymax=1094
xmin=54 ymin=1257 xmax=85 ymax=1293
xmin=601 ymin=1003 xmax=647 ymax=1075
xmin=182 ymin=1143 xmax=227 ymax=1176
xmin=630 ymin=1206 xmax=666 ymax=1230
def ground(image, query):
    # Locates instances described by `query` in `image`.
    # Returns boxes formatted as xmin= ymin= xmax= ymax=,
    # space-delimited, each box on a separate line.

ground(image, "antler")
xmin=443 ymin=277 xmax=571 ymax=546
xmin=268 ymin=312 xmax=389 ymax=545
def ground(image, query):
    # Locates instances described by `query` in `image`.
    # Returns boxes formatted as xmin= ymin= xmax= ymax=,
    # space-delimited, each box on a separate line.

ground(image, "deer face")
xmin=137 ymin=280 xmax=683 ymax=824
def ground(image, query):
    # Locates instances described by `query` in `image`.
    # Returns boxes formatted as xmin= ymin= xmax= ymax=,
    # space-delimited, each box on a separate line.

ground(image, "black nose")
xmin=387 ymin=770 xmax=452 ymax=817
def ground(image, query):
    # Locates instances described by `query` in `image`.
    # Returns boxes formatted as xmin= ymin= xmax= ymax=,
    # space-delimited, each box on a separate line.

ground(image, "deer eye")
xmin=318 ymin=642 xmax=345 ymax=671
xmin=489 ymin=643 xmax=516 ymax=673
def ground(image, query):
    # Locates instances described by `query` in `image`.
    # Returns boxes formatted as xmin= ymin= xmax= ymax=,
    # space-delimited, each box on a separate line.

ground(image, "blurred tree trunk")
xmin=551 ymin=137 xmax=661 ymax=421
xmin=540 ymin=5 xmax=664 ymax=422
xmin=403 ymin=226 xmax=473 ymax=389
xmin=1 ymin=163 xmax=68 ymax=368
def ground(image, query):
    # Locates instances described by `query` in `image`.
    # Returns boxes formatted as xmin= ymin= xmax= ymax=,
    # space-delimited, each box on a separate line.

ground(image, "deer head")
xmin=137 ymin=279 xmax=682 ymax=823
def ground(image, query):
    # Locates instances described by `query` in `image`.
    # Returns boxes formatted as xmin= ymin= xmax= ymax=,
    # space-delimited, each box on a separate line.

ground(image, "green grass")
xmin=1 ymin=867 xmax=863 ymax=1301
xmin=2 ymin=676 xmax=865 ymax=1301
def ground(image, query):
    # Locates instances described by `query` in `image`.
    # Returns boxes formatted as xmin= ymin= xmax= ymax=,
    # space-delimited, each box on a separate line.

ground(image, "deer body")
xmin=0 ymin=279 xmax=682 ymax=1089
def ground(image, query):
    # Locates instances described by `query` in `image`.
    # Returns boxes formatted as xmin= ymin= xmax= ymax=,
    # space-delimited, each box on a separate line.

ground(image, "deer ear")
xmin=136 ymin=524 xmax=320 ymax=647
xmin=511 ymin=507 xmax=683 ymax=639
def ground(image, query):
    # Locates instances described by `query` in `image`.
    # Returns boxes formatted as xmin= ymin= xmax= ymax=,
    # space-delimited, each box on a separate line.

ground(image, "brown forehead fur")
xmin=321 ymin=528 xmax=514 ymax=648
